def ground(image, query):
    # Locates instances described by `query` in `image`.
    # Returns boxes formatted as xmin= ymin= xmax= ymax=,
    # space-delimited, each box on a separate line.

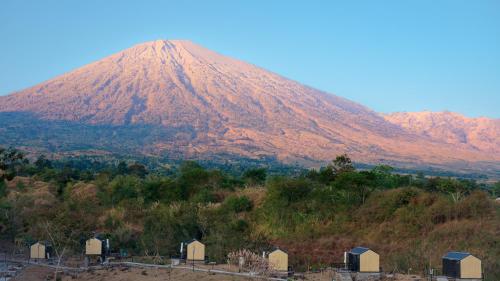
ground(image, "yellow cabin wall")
xmin=269 ymin=250 xmax=288 ymax=271
xmin=460 ymin=255 xmax=482 ymax=279
xmin=186 ymin=241 xmax=205 ymax=261
xmin=360 ymin=250 xmax=379 ymax=272
xmin=85 ymin=238 xmax=102 ymax=255
xmin=30 ymin=243 xmax=45 ymax=259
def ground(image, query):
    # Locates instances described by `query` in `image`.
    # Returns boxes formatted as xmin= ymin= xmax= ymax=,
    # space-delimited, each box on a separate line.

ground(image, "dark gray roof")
xmin=185 ymin=238 xmax=201 ymax=244
xmin=93 ymin=233 xmax=106 ymax=240
xmin=90 ymin=236 xmax=104 ymax=241
xmin=32 ymin=241 xmax=52 ymax=246
xmin=270 ymin=247 xmax=287 ymax=254
xmin=349 ymin=247 xmax=370 ymax=255
xmin=443 ymin=252 xmax=471 ymax=260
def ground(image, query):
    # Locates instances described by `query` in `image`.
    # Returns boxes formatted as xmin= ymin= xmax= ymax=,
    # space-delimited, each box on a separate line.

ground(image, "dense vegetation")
xmin=1 ymin=147 xmax=499 ymax=279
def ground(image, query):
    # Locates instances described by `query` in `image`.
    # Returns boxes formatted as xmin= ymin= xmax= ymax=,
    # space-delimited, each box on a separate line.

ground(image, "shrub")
xmin=266 ymin=177 xmax=312 ymax=206
xmin=243 ymin=168 xmax=267 ymax=186
xmin=191 ymin=188 xmax=216 ymax=204
xmin=223 ymin=195 xmax=253 ymax=213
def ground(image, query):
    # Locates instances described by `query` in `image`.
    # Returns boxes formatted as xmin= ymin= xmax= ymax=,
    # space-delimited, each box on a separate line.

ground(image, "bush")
xmin=0 ymin=180 xmax=6 ymax=197
xmin=192 ymin=188 xmax=216 ymax=204
xmin=223 ymin=195 xmax=253 ymax=213
xmin=266 ymin=177 xmax=313 ymax=206
xmin=243 ymin=168 xmax=267 ymax=186
xmin=108 ymin=175 xmax=142 ymax=203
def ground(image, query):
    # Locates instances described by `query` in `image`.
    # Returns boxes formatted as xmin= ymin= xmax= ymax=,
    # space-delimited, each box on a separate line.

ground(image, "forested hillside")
xmin=1 ymin=147 xmax=499 ymax=280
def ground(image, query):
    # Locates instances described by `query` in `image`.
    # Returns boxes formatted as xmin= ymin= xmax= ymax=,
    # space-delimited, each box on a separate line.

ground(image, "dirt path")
xmin=12 ymin=264 xmax=423 ymax=281
xmin=11 ymin=265 xmax=52 ymax=281
xmin=13 ymin=266 xmax=271 ymax=281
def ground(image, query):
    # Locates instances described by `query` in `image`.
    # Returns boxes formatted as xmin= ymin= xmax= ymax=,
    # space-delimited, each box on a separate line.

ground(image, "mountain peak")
xmin=0 ymin=41 xmax=499 ymax=171
xmin=108 ymin=39 xmax=235 ymax=71
xmin=134 ymin=39 xmax=192 ymax=46
xmin=138 ymin=39 xmax=193 ymax=50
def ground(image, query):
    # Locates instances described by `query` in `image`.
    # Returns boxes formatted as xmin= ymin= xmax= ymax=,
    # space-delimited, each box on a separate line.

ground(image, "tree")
xmin=243 ymin=168 xmax=267 ymax=186
xmin=178 ymin=161 xmax=210 ymax=198
xmin=436 ymin=178 xmax=469 ymax=203
xmin=0 ymin=147 xmax=28 ymax=180
xmin=142 ymin=176 xmax=180 ymax=204
xmin=42 ymin=220 xmax=80 ymax=281
xmin=371 ymin=165 xmax=399 ymax=189
xmin=128 ymin=163 xmax=147 ymax=178
xmin=108 ymin=175 xmax=142 ymax=204
xmin=34 ymin=155 xmax=52 ymax=170
xmin=266 ymin=177 xmax=312 ymax=206
xmin=334 ymin=171 xmax=373 ymax=204
xmin=142 ymin=203 xmax=200 ymax=257
xmin=116 ymin=161 xmax=128 ymax=175
xmin=0 ymin=180 xmax=6 ymax=198
xmin=223 ymin=195 xmax=253 ymax=213
xmin=331 ymin=154 xmax=355 ymax=175
xmin=316 ymin=166 xmax=336 ymax=184
xmin=492 ymin=182 xmax=500 ymax=198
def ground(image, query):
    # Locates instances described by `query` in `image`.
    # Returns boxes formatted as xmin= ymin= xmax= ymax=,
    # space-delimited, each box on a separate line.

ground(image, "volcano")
xmin=0 ymin=40 xmax=498 ymax=174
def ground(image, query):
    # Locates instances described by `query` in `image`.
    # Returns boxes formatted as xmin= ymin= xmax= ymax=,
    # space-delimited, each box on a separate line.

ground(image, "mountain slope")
xmin=0 ymin=40 xmax=498 ymax=171
xmin=384 ymin=111 xmax=500 ymax=154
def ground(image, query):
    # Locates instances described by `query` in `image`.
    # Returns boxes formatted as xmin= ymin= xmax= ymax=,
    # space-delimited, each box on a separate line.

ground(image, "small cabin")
xmin=185 ymin=239 xmax=205 ymax=261
xmin=347 ymin=247 xmax=379 ymax=273
xmin=30 ymin=241 xmax=53 ymax=260
xmin=85 ymin=237 xmax=108 ymax=257
xmin=442 ymin=252 xmax=482 ymax=279
xmin=268 ymin=248 xmax=288 ymax=272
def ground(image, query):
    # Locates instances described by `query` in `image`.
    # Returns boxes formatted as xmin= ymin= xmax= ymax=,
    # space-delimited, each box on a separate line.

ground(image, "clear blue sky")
xmin=1 ymin=0 xmax=499 ymax=117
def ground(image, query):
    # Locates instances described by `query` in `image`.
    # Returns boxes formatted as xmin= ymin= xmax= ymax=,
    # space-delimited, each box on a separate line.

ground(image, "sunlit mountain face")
xmin=0 ymin=40 xmax=498 ymax=175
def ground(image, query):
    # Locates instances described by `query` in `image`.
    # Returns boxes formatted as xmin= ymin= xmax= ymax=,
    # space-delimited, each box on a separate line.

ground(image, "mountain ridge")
xmin=384 ymin=111 xmax=500 ymax=154
xmin=0 ymin=40 xmax=498 ymax=172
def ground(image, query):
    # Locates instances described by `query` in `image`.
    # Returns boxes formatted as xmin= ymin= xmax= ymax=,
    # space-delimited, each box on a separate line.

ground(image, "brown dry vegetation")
xmin=270 ymin=189 xmax=499 ymax=278
xmin=1 ymin=153 xmax=499 ymax=280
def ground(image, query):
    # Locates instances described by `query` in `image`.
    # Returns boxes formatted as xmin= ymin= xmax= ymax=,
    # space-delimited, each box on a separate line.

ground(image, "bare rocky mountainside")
xmin=384 ymin=111 xmax=500 ymax=155
xmin=0 ymin=40 xmax=499 ymax=174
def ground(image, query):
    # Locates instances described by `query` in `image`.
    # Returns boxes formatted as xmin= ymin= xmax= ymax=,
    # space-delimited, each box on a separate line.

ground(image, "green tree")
xmin=331 ymin=154 xmax=355 ymax=175
xmin=266 ymin=177 xmax=313 ymax=206
xmin=0 ymin=147 xmax=28 ymax=180
xmin=370 ymin=165 xmax=400 ymax=189
xmin=191 ymin=188 xmax=216 ymax=204
xmin=116 ymin=161 xmax=128 ymax=175
xmin=108 ymin=175 xmax=142 ymax=204
xmin=142 ymin=203 xmax=200 ymax=256
xmin=243 ymin=168 xmax=267 ymax=186
xmin=0 ymin=180 xmax=6 ymax=197
xmin=223 ymin=195 xmax=253 ymax=213
xmin=436 ymin=178 xmax=470 ymax=202
xmin=142 ymin=176 xmax=181 ymax=204
xmin=34 ymin=155 xmax=52 ymax=170
xmin=492 ymin=182 xmax=500 ymax=197
xmin=334 ymin=171 xmax=373 ymax=204
xmin=128 ymin=163 xmax=147 ymax=178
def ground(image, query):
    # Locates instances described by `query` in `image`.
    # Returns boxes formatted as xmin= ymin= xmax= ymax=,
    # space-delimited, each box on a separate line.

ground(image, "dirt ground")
xmin=13 ymin=266 xmax=273 ymax=281
xmin=12 ymin=265 xmax=337 ymax=281
xmin=12 ymin=265 xmax=53 ymax=281
xmin=12 ymin=265 xmax=422 ymax=281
